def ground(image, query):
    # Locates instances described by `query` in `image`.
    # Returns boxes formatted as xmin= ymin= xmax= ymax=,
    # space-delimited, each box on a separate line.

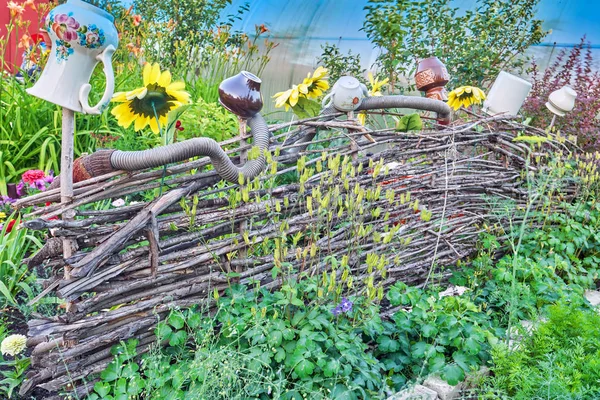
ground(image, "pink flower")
xmin=85 ymin=31 xmax=100 ymax=46
xmin=22 ymin=169 xmax=45 ymax=185
xmin=52 ymin=14 xmax=80 ymax=42
xmin=132 ymin=14 xmax=142 ymax=27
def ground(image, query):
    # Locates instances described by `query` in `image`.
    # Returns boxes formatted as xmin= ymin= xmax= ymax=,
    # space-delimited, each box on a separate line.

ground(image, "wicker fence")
xmin=14 ymin=112 xmax=573 ymax=398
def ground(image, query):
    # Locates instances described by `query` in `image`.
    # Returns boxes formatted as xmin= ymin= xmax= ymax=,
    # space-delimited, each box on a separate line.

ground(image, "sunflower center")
xmin=129 ymin=84 xmax=176 ymax=118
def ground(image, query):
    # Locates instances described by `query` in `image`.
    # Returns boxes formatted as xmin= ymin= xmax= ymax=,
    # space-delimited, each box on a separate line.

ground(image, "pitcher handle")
xmin=79 ymin=45 xmax=116 ymax=115
xmin=360 ymin=83 xmax=369 ymax=97
xmin=321 ymin=92 xmax=333 ymax=109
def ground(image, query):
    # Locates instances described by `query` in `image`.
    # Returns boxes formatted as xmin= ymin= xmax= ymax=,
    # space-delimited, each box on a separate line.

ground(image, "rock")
xmin=387 ymin=385 xmax=439 ymax=400
xmin=439 ymin=285 xmax=468 ymax=298
xmin=585 ymin=290 xmax=600 ymax=307
xmin=423 ymin=375 xmax=463 ymax=400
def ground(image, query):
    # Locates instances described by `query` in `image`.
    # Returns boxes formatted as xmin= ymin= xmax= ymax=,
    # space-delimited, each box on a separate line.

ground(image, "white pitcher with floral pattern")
xmin=27 ymin=0 xmax=119 ymax=114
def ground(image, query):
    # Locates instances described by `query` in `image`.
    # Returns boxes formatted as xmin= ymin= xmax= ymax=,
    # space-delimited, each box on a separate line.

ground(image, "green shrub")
xmin=485 ymin=304 xmax=600 ymax=399
xmin=362 ymin=0 xmax=547 ymax=90
xmin=378 ymin=282 xmax=498 ymax=389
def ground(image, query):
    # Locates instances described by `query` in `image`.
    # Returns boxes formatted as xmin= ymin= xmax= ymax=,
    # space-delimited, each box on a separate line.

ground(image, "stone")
xmin=584 ymin=290 xmax=600 ymax=307
xmin=423 ymin=375 xmax=463 ymax=400
xmin=387 ymin=385 xmax=439 ymax=400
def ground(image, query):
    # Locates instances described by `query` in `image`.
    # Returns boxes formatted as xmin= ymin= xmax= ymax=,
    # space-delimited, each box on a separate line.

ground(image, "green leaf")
xmin=275 ymin=347 xmax=286 ymax=363
xmin=421 ymin=324 xmax=438 ymax=338
xmin=268 ymin=330 xmax=283 ymax=347
xmin=442 ymin=364 xmax=465 ymax=386
xmin=100 ymin=362 xmax=119 ymax=382
xmin=156 ymin=323 xmax=173 ymax=340
xmin=377 ymin=335 xmax=400 ymax=353
xmin=168 ymin=312 xmax=185 ymax=330
xmin=94 ymin=381 xmax=111 ymax=397
xmin=187 ymin=313 xmax=202 ymax=329
xmin=169 ymin=330 xmax=187 ymax=347
xmin=396 ymin=113 xmax=422 ymax=132
xmin=323 ymin=359 xmax=340 ymax=377
xmin=294 ymin=359 xmax=315 ymax=379
xmin=464 ymin=336 xmax=482 ymax=355
xmin=291 ymin=97 xmax=322 ymax=119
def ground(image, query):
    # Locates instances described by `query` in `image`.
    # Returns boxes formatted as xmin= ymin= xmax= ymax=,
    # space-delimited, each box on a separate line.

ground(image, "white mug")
xmin=27 ymin=0 xmax=119 ymax=114
xmin=322 ymin=76 xmax=369 ymax=112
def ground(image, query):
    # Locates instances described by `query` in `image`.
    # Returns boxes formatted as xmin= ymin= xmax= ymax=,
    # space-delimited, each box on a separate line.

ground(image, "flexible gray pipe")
xmin=357 ymin=95 xmax=451 ymax=124
xmin=110 ymin=113 xmax=269 ymax=183
xmin=281 ymin=95 xmax=451 ymax=156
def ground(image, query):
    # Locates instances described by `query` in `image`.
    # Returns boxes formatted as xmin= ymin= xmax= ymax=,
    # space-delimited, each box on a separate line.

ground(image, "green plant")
xmin=0 ymin=215 xmax=43 ymax=307
xmin=484 ymin=303 xmax=600 ymax=399
xmin=91 ymin=278 xmax=389 ymax=399
xmin=378 ymin=282 xmax=498 ymax=389
xmin=362 ymin=0 xmax=547 ymax=90
xmin=318 ymin=44 xmax=365 ymax=85
xmin=0 ymin=326 xmax=31 ymax=399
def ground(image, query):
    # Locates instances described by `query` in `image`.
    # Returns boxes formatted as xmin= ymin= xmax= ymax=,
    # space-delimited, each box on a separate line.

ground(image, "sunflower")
xmin=111 ymin=63 xmax=190 ymax=134
xmin=447 ymin=86 xmax=486 ymax=111
xmin=273 ymin=67 xmax=329 ymax=111
xmin=358 ymin=72 xmax=389 ymax=125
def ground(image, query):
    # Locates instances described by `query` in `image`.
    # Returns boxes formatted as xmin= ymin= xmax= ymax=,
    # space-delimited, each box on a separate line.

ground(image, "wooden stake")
xmin=61 ymin=108 xmax=77 ymax=313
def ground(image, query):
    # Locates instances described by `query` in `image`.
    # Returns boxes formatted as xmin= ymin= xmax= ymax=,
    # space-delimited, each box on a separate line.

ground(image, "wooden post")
xmin=237 ymin=117 xmax=248 ymax=277
xmin=61 ymin=108 xmax=77 ymax=297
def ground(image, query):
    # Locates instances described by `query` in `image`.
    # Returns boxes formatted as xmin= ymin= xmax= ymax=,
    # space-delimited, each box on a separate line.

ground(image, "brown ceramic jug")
xmin=415 ymin=56 xmax=450 ymax=101
xmin=218 ymin=71 xmax=263 ymax=119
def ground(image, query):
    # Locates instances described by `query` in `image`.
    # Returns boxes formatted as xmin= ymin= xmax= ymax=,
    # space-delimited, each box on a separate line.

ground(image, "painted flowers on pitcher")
xmin=48 ymin=12 xmax=106 ymax=62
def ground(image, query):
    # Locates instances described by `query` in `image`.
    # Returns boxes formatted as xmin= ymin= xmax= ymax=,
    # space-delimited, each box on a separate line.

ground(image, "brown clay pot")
xmin=218 ymin=71 xmax=263 ymax=119
xmin=415 ymin=56 xmax=450 ymax=101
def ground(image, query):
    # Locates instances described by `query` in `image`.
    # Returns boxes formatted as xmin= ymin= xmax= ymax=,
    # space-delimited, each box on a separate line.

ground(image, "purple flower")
xmin=34 ymin=179 xmax=46 ymax=191
xmin=44 ymin=171 xmax=54 ymax=184
xmin=16 ymin=182 xmax=25 ymax=197
xmin=331 ymin=306 xmax=342 ymax=317
xmin=339 ymin=298 xmax=353 ymax=313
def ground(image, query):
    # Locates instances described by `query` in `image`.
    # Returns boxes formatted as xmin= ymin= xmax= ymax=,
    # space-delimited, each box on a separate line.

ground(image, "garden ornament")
xmin=415 ymin=56 xmax=450 ymax=101
xmin=483 ymin=71 xmax=532 ymax=116
xmin=218 ymin=71 xmax=263 ymax=119
xmin=321 ymin=76 xmax=369 ymax=111
xmin=26 ymin=0 xmax=119 ymax=114
xmin=546 ymin=86 xmax=577 ymax=117
xmin=51 ymin=71 xmax=271 ymax=186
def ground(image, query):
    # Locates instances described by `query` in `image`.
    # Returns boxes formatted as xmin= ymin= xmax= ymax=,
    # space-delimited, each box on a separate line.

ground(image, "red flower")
xmin=22 ymin=169 xmax=45 ymax=184
xmin=5 ymin=219 xmax=16 ymax=234
xmin=175 ymin=120 xmax=184 ymax=131
xmin=46 ymin=202 xmax=59 ymax=221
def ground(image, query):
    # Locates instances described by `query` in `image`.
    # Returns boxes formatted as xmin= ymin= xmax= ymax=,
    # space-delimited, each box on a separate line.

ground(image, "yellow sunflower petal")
xmin=167 ymin=81 xmax=186 ymax=91
xmin=298 ymin=83 xmax=309 ymax=94
xmin=148 ymin=63 xmax=161 ymax=84
xmin=464 ymin=86 xmax=472 ymax=94
xmin=312 ymin=66 xmax=327 ymax=80
xmin=142 ymin=62 xmax=152 ymax=86
xmin=357 ymin=111 xmax=366 ymax=126
xmin=134 ymin=115 xmax=149 ymax=131
xmin=148 ymin=117 xmax=159 ymax=134
xmin=289 ymin=86 xmax=299 ymax=106
xmin=158 ymin=70 xmax=172 ymax=87
xmin=112 ymin=91 xmax=128 ymax=102
xmin=125 ymin=87 xmax=148 ymax=100
xmin=169 ymin=89 xmax=191 ymax=104
xmin=274 ymin=89 xmax=292 ymax=108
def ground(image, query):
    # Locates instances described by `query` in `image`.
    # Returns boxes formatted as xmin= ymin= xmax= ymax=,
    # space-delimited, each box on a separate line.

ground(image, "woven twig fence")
xmin=15 ymin=112 xmax=574 ymax=398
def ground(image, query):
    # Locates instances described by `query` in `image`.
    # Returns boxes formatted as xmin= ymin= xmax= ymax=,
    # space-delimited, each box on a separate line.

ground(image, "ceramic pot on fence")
xmin=26 ymin=0 xmax=118 ymax=114
xmin=546 ymin=86 xmax=577 ymax=116
xmin=218 ymin=71 xmax=263 ymax=119
xmin=322 ymin=76 xmax=369 ymax=112
xmin=415 ymin=56 xmax=450 ymax=101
